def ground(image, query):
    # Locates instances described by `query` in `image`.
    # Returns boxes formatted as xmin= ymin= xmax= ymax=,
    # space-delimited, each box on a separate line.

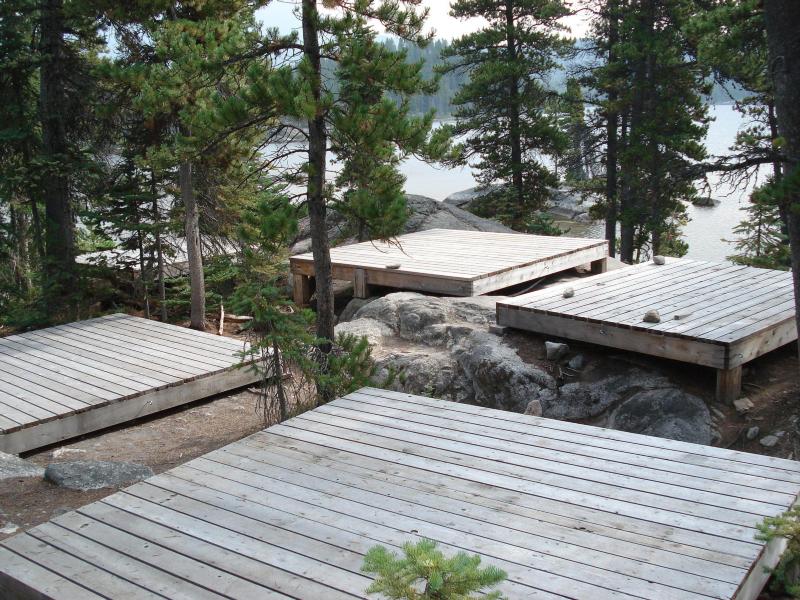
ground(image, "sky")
xmin=256 ymin=1 xmax=590 ymax=40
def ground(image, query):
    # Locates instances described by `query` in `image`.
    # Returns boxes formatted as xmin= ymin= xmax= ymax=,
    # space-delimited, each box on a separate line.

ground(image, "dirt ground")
xmin=0 ymin=385 xmax=269 ymax=541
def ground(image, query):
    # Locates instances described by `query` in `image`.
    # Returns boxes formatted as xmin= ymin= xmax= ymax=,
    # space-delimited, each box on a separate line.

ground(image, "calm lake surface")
xmin=399 ymin=105 xmax=757 ymax=262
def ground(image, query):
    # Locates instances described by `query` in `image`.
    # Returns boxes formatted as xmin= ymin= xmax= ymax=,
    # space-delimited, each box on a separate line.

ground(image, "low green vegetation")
xmin=362 ymin=539 xmax=507 ymax=600
xmin=758 ymin=506 xmax=800 ymax=597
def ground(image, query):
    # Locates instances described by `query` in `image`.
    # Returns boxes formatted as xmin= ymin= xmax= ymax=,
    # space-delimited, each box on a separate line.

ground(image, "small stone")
xmin=746 ymin=426 xmax=760 ymax=440
xmin=733 ymin=397 xmax=754 ymax=414
xmin=44 ymin=461 xmax=154 ymax=491
xmin=567 ymin=354 xmax=586 ymax=370
xmin=653 ymin=255 xmax=666 ymax=265
xmin=385 ymin=263 xmax=401 ymax=269
xmin=524 ymin=398 xmax=543 ymax=417
xmin=643 ymin=309 xmax=661 ymax=323
xmin=488 ymin=324 xmax=507 ymax=336
xmin=545 ymin=341 xmax=570 ymax=361
xmin=562 ymin=287 xmax=575 ymax=299
xmin=760 ymin=435 xmax=779 ymax=448
xmin=0 ymin=522 xmax=19 ymax=536
xmin=52 ymin=447 xmax=86 ymax=459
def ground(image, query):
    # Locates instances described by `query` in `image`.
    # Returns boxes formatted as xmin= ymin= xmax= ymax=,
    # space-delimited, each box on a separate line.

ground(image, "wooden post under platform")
xmin=716 ymin=365 xmax=742 ymax=403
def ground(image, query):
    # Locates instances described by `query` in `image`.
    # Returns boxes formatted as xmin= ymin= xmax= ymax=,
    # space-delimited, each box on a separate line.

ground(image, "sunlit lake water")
xmin=399 ymin=104 xmax=758 ymax=262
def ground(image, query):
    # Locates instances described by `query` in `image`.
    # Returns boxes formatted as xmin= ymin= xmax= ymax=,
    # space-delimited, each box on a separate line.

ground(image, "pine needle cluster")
xmin=362 ymin=539 xmax=507 ymax=600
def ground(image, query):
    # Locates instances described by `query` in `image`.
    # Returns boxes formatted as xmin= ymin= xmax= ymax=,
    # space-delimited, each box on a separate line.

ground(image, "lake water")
xmin=399 ymin=104 xmax=759 ymax=262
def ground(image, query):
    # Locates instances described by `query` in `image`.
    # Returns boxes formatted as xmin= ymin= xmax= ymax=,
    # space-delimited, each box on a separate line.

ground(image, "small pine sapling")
xmin=362 ymin=539 xmax=507 ymax=600
xmin=757 ymin=506 xmax=800 ymax=597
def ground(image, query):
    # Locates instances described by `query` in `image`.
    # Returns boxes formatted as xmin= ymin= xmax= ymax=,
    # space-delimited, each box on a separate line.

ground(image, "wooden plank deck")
xmin=497 ymin=259 xmax=797 ymax=403
xmin=1 ymin=387 xmax=798 ymax=599
xmin=0 ymin=314 xmax=261 ymax=454
xmin=289 ymin=229 xmax=608 ymax=304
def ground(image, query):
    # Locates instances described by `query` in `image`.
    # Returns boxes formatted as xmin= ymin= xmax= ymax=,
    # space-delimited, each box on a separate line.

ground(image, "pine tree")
xmin=362 ymin=539 xmax=507 ymax=600
xmin=441 ymin=0 xmax=571 ymax=231
xmin=107 ymin=1 xmax=265 ymax=329
xmin=217 ymin=1 xmax=448 ymax=401
xmin=587 ymin=0 xmax=709 ymax=261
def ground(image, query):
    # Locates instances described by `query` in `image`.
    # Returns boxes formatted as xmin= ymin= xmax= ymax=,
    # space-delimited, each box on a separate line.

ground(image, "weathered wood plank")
xmin=1 ymin=387 xmax=796 ymax=600
xmin=290 ymin=229 xmax=609 ymax=296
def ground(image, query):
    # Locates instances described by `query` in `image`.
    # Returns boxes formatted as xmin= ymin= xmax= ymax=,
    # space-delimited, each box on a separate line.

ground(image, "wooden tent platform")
xmin=497 ymin=259 xmax=797 ymax=403
xmin=2 ymin=387 xmax=799 ymax=599
xmin=290 ymin=228 xmax=608 ymax=304
xmin=0 ymin=314 xmax=260 ymax=454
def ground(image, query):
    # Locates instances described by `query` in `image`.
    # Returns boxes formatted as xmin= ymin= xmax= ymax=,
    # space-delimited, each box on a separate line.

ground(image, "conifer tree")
xmin=441 ymin=0 xmax=571 ymax=231
xmin=362 ymin=539 xmax=507 ymax=600
xmin=107 ymin=1 xmax=265 ymax=329
xmin=587 ymin=0 xmax=709 ymax=261
xmin=216 ymin=1 xmax=448 ymax=400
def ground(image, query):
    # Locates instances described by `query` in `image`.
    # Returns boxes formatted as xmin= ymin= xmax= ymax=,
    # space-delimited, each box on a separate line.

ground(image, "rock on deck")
xmin=497 ymin=259 xmax=797 ymax=403
xmin=290 ymin=228 xmax=609 ymax=304
xmin=0 ymin=314 xmax=260 ymax=454
xmin=1 ymin=387 xmax=799 ymax=599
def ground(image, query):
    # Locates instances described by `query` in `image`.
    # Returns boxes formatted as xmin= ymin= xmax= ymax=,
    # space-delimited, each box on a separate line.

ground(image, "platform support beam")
xmin=716 ymin=366 xmax=742 ymax=403
xmin=292 ymin=273 xmax=313 ymax=307
xmin=591 ymin=257 xmax=608 ymax=274
xmin=353 ymin=268 xmax=370 ymax=299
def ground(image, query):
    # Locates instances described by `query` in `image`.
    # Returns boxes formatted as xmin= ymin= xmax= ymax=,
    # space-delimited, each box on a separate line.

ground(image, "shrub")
xmin=362 ymin=539 xmax=507 ymax=600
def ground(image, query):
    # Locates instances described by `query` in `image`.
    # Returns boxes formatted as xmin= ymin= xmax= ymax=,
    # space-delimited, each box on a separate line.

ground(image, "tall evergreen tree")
xmin=441 ymin=0 xmax=571 ymax=231
xmin=217 ymin=1 xmax=448 ymax=400
xmin=107 ymin=1 xmax=264 ymax=329
xmin=587 ymin=0 xmax=709 ymax=261
xmin=763 ymin=0 xmax=800 ymax=356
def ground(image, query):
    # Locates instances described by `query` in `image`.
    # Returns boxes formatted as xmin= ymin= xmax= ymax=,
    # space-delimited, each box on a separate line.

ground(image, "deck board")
xmin=0 ymin=314 xmax=261 ymax=453
xmin=2 ymin=387 xmax=798 ymax=599
xmin=290 ymin=228 xmax=608 ymax=300
xmin=497 ymin=259 xmax=797 ymax=401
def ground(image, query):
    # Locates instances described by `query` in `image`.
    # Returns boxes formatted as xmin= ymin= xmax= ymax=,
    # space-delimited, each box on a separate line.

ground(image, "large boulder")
xmin=291 ymin=194 xmax=511 ymax=254
xmin=609 ymin=388 xmax=712 ymax=445
xmin=534 ymin=369 xmax=673 ymax=420
xmin=338 ymin=292 xmax=714 ymax=446
xmin=453 ymin=332 xmax=555 ymax=412
xmin=339 ymin=293 xmax=552 ymax=412
xmin=44 ymin=460 xmax=154 ymax=491
xmin=0 ymin=452 xmax=44 ymax=481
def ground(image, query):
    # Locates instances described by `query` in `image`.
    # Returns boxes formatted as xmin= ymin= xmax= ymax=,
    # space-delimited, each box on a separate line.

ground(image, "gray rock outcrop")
xmin=0 ymin=452 xmax=44 ymax=481
xmin=44 ymin=460 xmax=154 ymax=491
xmin=292 ymin=194 xmax=511 ymax=254
xmin=337 ymin=293 xmax=555 ymax=412
xmin=608 ymin=388 xmax=712 ymax=445
xmin=338 ymin=292 xmax=714 ymax=445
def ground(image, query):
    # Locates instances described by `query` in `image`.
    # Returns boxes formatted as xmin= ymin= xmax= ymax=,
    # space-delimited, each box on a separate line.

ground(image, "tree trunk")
xmin=604 ymin=0 xmax=619 ymax=257
xmin=39 ymin=0 xmax=76 ymax=309
xmin=505 ymin=0 xmax=524 ymax=224
xmin=151 ymin=170 xmax=168 ymax=321
xmin=180 ymin=161 xmax=205 ymax=330
xmin=619 ymin=1 xmax=652 ymax=264
xmin=764 ymin=0 xmax=800 ymax=357
xmin=302 ymin=0 xmax=335 ymax=356
xmin=10 ymin=202 xmax=32 ymax=294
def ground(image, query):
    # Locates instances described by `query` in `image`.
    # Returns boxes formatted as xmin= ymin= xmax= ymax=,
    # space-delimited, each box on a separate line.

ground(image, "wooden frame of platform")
xmin=497 ymin=259 xmax=797 ymax=403
xmin=0 ymin=314 xmax=261 ymax=454
xmin=1 ymin=387 xmax=799 ymax=599
xmin=289 ymin=228 xmax=608 ymax=305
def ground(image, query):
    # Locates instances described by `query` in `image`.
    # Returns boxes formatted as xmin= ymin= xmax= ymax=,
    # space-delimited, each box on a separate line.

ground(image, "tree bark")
xmin=180 ymin=161 xmax=205 ymax=330
xmin=302 ymin=0 xmax=335 ymax=355
xmin=151 ymin=170 xmax=168 ymax=321
xmin=604 ymin=0 xmax=619 ymax=257
xmin=39 ymin=0 xmax=76 ymax=308
xmin=10 ymin=202 xmax=32 ymax=294
xmin=764 ymin=0 xmax=800 ymax=357
xmin=505 ymin=0 xmax=525 ymax=224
